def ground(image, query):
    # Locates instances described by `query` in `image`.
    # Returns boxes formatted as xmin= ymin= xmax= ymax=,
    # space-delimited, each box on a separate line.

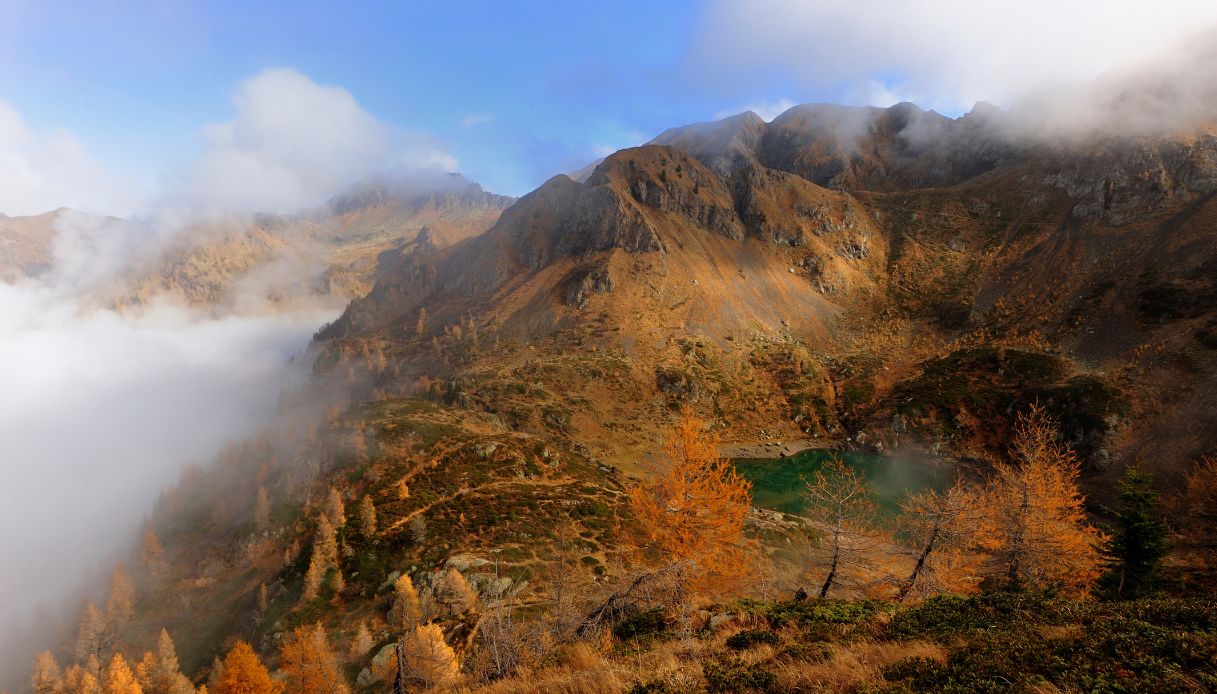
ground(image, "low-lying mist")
xmin=0 ymin=280 xmax=334 ymax=673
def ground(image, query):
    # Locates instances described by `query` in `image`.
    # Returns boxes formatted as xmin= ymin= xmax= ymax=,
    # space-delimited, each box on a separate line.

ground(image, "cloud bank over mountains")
xmin=693 ymin=0 xmax=1217 ymax=115
xmin=0 ymin=68 xmax=458 ymax=220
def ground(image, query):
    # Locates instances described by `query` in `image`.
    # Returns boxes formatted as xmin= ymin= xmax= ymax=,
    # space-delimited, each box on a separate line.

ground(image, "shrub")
xmin=725 ymin=629 xmax=780 ymax=650
xmin=703 ymin=658 xmax=777 ymax=693
xmin=613 ymin=608 xmax=668 ymax=641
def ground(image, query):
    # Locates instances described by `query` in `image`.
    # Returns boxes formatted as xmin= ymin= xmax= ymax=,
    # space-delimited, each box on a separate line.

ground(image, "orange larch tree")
xmin=895 ymin=482 xmax=983 ymax=601
xmin=279 ymin=623 xmax=348 ymax=694
xmin=628 ymin=409 xmax=755 ymax=602
xmin=214 ymin=642 xmax=281 ymax=694
xmin=976 ymin=405 xmax=1108 ymax=597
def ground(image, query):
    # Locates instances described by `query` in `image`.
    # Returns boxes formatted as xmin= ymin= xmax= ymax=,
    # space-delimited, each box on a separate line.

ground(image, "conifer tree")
xmin=135 ymin=629 xmax=194 ymax=694
xmin=253 ymin=487 xmax=271 ymax=533
xmin=1102 ymin=465 xmax=1170 ymax=598
xmin=975 ymin=406 xmax=1107 ymax=596
xmin=439 ymin=568 xmax=477 ymax=614
xmin=895 ymin=482 xmax=982 ymax=601
xmin=214 ymin=642 xmax=281 ymax=694
xmin=279 ymin=623 xmax=348 ymax=694
xmin=31 ymin=651 xmax=62 ymax=694
xmin=75 ymin=603 xmax=115 ymax=670
xmin=400 ymin=624 xmax=459 ymax=689
xmin=106 ymin=565 xmax=137 ymax=624
xmin=302 ymin=514 xmax=340 ymax=601
xmin=62 ymin=664 xmax=98 ymax=694
xmin=628 ymin=409 xmax=754 ymax=600
xmin=802 ymin=457 xmax=882 ymax=598
xmin=349 ymin=622 xmax=374 ymax=660
xmin=1183 ymin=455 xmax=1217 ymax=550
xmin=355 ymin=495 xmax=377 ymax=537
xmin=101 ymin=655 xmax=141 ymax=694
xmin=140 ymin=530 xmax=167 ymax=580
xmin=323 ymin=488 xmax=346 ymax=528
xmin=389 ymin=574 xmax=422 ymax=632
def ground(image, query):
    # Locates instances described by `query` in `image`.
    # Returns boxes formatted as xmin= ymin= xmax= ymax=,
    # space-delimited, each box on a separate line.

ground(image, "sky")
xmin=3 ymin=0 xmax=1217 ymax=215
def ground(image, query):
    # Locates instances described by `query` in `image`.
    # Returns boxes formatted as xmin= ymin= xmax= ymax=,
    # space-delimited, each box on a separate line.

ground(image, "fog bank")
xmin=0 ymin=281 xmax=334 ymax=679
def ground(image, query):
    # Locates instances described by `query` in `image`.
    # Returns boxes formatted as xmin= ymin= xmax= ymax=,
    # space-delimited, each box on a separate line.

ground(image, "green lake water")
xmin=733 ymin=449 xmax=954 ymax=517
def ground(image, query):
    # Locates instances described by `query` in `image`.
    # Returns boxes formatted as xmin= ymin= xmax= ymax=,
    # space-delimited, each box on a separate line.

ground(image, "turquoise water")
xmin=733 ymin=449 xmax=953 ymax=517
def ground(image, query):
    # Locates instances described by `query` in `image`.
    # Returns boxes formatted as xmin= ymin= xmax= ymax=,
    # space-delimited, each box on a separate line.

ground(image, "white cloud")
xmin=693 ymin=0 xmax=1217 ymax=114
xmin=0 ymin=102 xmax=145 ymax=217
xmin=176 ymin=68 xmax=456 ymax=214
xmin=713 ymin=98 xmax=796 ymax=122
xmin=460 ymin=112 xmax=495 ymax=127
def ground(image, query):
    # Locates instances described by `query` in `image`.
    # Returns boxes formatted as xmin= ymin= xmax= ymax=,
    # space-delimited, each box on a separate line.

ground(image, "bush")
xmin=763 ymin=598 xmax=881 ymax=629
xmin=725 ymin=629 xmax=780 ymax=650
xmin=613 ymin=608 xmax=668 ymax=641
xmin=703 ymin=659 xmax=777 ymax=693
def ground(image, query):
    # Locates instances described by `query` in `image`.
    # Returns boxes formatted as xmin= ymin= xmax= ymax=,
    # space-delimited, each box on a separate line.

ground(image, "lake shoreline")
xmin=721 ymin=438 xmax=841 ymax=459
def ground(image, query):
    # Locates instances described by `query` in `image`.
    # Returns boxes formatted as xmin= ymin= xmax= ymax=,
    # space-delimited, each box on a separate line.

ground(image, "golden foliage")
xmin=101 ymin=655 xmax=141 ymax=694
xmin=629 ymin=409 xmax=755 ymax=598
xmin=389 ymin=574 xmax=423 ymax=632
xmin=253 ymin=487 xmax=271 ymax=532
xmin=279 ymin=623 xmax=348 ymax=694
xmin=975 ymin=405 xmax=1107 ymax=597
xmin=323 ymin=488 xmax=346 ymax=528
xmin=106 ymin=565 xmax=136 ymax=623
xmin=214 ymin=642 xmax=281 ymax=694
xmin=349 ymin=622 xmax=374 ymax=660
xmin=135 ymin=629 xmax=194 ymax=694
xmin=31 ymin=651 xmax=62 ymax=694
xmin=895 ymin=482 xmax=984 ymax=601
xmin=401 ymin=623 xmax=461 ymax=689
xmin=355 ymin=495 xmax=377 ymax=537
xmin=440 ymin=568 xmax=478 ymax=614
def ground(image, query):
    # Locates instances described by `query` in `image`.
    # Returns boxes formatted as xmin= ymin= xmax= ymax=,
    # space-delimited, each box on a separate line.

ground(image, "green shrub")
xmin=613 ymin=608 xmax=668 ymax=641
xmin=725 ymin=629 xmax=780 ymax=650
xmin=703 ymin=658 xmax=777 ymax=693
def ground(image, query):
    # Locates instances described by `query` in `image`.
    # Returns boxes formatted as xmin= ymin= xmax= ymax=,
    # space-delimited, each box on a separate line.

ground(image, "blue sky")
xmin=1 ymin=1 xmax=764 ymax=199
xmin=2 ymin=0 xmax=1214 ymax=211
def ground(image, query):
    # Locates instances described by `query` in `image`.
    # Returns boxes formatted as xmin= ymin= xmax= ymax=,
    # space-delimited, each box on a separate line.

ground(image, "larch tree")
xmin=302 ymin=514 xmax=340 ymax=602
xmin=135 ymin=629 xmax=194 ymax=694
xmin=214 ymin=642 xmax=281 ymax=694
xmin=802 ymin=457 xmax=882 ymax=598
xmin=628 ymin=409 xmax=754 ymax=602
xmin=140 ymin=530 xmax=167 ymax=580
xmin=1183 ymin=455 xmax=1217 ymax=550
xmin=400 ymin=623 xmax=460 ymax=690
xmin=31 ymin=651 xmax=62 ymax=694
xmin=279 ymin=623 xmax=348 ymax=694
xmin=106 ymin=565 xmax=137 ymax=624
xmin=895 ymin=482 xmax=983 ymax=602
xmin=62 ymin=664 xmax=98 ymax=694
xmin=389 ymin=574 xmax=423 ymax=633
xmin=323 ymin=488 xmax=346 ymax=528
xmin=75 ymin=603 xmax=115 ymax=671
xmin=350 ymin=622 xmax=374 ymax=660
xmin=439 ymin=568 xmax=478 ymax=615
xmin=355 ymin=495 xmax=377 ymax=537
xmin=975 ymin=406 xmax=1108 ymax=597
xmin=253 ymin=487 xmax=271 ymax=533
xmin=101 ymin=654 xmax=141 ymax=694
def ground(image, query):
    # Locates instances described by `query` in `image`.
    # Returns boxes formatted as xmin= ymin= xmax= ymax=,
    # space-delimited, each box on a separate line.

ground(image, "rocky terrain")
xmin=313 ymin=102 xmax=1217 ymax=491
xmin=0 ymin=174 xmax=514 ymax=312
